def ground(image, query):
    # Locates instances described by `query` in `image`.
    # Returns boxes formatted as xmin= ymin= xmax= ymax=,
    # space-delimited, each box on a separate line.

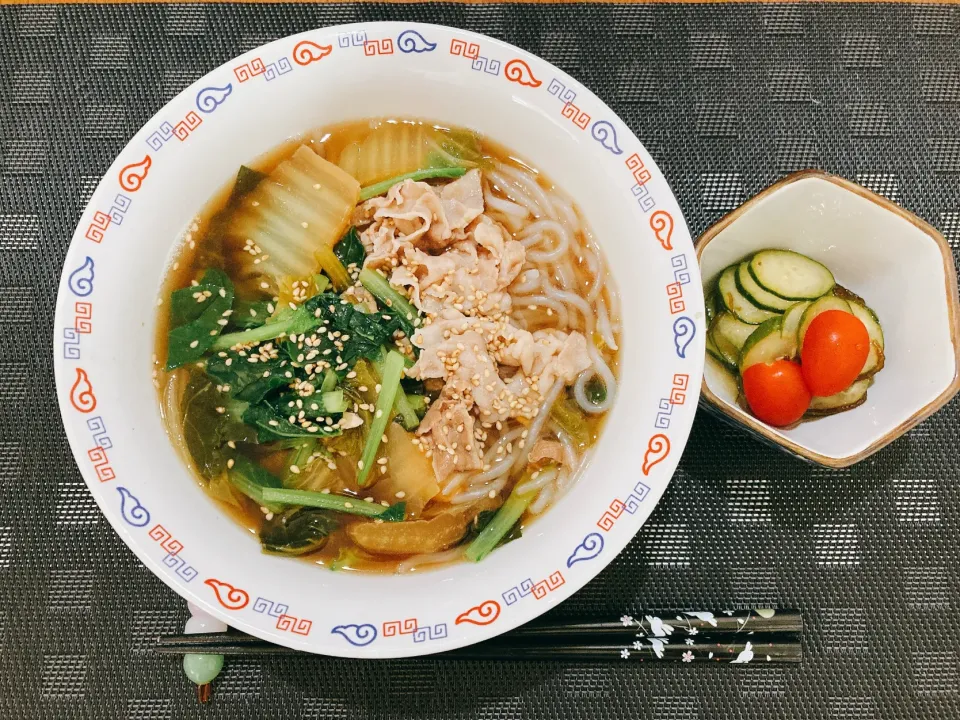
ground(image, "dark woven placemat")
xmin=2 ymin=3 xmax=959 ymax=718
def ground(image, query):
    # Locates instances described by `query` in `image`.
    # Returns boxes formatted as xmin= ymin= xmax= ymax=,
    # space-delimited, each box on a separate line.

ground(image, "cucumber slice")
xmin=705 ymin=333 xmax=732 ymax=367
xmin=714 ymin=312 xmax=756 ymax=354
xmin=781 ymin=301 xmax=811 ymax=351
xmin=849 ymin=302 xmax=885 ymax=378
xmin=806 ymin=378 xmax=871 ymax=416
xmin=718 ymin=266 xmax=778 ymax=325
xmin=749 ymin=250 xmax=836 ymax=301
xmin=736 ymin=261 xmax=795 ymax=311
xmin=739 ymin=317 xmax=797 ymax=373
xmin=797 ymin=296 xmax=852 ymax=347
xmin=705 ymin=291 xmax=719 ymax=326
xmin=708 ymin=321 xmax=740 ymax=368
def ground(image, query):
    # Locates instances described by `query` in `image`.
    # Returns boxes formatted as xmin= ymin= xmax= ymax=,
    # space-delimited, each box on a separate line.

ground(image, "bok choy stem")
xmin=358 ymin=268 xmax=421 ymax=331
xmin=464 ymin=479 xmax=536 ymax=562
xmin=358 ymin=167 xmax=467 ymax=201
xmin=372 ymin=354 xmax=420 ymax=431
xmin=357 ymin=349 xmax=405 ymax=486
xmin=227 ymin=455 xmax=284 ymax=512
xmin=260 ymin=487 xmax=405 ymax=522
xmin=315 ymin=244 xmax=351 ymax=291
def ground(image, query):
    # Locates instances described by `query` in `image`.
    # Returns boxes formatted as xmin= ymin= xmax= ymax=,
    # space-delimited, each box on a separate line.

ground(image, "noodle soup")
xmin=155 ymin=119 xmax=620 ymax=573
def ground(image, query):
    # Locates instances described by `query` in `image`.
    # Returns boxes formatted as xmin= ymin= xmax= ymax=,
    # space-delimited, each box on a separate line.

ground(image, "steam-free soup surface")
xmin=156 ymin=118 xmax=620 ymax=573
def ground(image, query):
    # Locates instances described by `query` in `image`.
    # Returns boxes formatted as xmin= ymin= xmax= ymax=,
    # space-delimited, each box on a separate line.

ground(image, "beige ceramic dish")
xmin=698 ymin=170 xmax=960 ymax=468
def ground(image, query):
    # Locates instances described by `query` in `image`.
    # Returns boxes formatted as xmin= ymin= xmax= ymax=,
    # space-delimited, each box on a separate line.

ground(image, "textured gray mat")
xmin=1 ymin=3 xmax=959 ymax=719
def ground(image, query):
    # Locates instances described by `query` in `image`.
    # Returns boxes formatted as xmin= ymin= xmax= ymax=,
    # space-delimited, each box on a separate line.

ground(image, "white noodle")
xmin=515 ymin=466 xmax=559 ymax=495
xmin=528 ymin=485 xmax=555 ymax=515
xmin=510 ymin=268 xmax=542 ymax=295
xmin=495 ymin=162 xmax=557 ymax=217
xmin=487 ymin=169 xmax=544 ymax=217
xmin=398 ymin=547 xmax=465 ymax=574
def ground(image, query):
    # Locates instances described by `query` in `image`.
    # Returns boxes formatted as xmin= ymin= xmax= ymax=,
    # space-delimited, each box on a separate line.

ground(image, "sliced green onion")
xmin=320 ymin=369 xmax=338 ymax=393
xmin=359 ymin=166 xmax=467 ymax=201
xmin=312 ymin=273 xmax=330 ymax=294
xmin=320 ymin=389 xmax=348 ymax=414
xmin=405 ymin=394 xmax=427 ymax=412
xmin=260 ymin=487 xmax=405 ymax=522
xmin=357 ymin=349 xmax=404 ymax=486
xmin=464 ymin=481 xmax=536 ymax=562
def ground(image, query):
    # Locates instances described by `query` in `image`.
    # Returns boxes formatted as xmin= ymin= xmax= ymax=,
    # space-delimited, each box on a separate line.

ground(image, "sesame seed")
xmin=189 ymin=340 xmax=199 ymax=348
xmin=344 ymin=502 xmax=353 ymax=509
xmin=289 ymin=465 xmax=301 ymax=474
xmin=227 ymin=458 xmax=235 ymax=469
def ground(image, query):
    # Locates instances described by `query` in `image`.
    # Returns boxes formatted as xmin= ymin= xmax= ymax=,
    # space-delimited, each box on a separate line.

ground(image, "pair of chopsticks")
xmin=157 ymin=609 xmax=802 ymax=664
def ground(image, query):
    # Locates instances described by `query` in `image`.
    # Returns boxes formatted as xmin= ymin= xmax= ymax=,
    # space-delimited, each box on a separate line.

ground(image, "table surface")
xmin=2 ymin=3 xmax=959 ymax=719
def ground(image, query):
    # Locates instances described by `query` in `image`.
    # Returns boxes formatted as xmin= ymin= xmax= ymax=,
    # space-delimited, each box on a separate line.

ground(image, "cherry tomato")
xmin=742 ymin=359 xmax=812 ymax=427
xmin=801 ymin=310 xmax=870 ymax=397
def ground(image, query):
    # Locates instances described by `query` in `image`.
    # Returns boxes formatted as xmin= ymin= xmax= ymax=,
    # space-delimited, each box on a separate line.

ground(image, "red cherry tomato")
xmin=801 ymin=310 xmax=870 ymax=397
xmin=742 ymin=359 xmax=812 ymax=427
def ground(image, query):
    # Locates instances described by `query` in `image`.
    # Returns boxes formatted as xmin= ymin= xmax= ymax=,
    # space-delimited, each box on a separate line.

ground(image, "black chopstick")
xmin=157 ymin=633 xmax=801 ymax=663
xmin=516 ymin=609 xmax=802 ymax=637
xmin=156 ymin=609 xmax=802 ymax=664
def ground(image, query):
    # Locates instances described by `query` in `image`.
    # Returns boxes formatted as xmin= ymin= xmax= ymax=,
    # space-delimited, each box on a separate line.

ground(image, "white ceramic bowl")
xmin=699 ymin=171 xmax=960 ymax=468
xmin=54 ymin=22 xmax=704 ymax=657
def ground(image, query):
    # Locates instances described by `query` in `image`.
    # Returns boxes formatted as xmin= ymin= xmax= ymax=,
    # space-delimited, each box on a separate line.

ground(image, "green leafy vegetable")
xmin=359 ymin=167 xmax=467 ymax=202
xmin=228 ymin=299 xmax=273 ymax=331
xmin=463 ymin=509 xmax=523 ymax=548
xmin=428 ymin=129 xmax=483 ymax=169
xmin=210 ymin=301 xmax=322 ymax=352
xmin=283 ymin=439 xmax=317 ymax=487
xmin=180 ymin=372 xmax=255 ymax=479
xmin=585 ymin=377 xmax=607 ymax=405
xmin=166 ymin=269 xmax=234 ymax=369
xmin=316 ymin=244 xmax=351 ymax=291
xmin=242 ymin=404 xmax=341 ymax=442
xmin=260 ymin=487 xmax=406 ymax=521
xmin=464 ymin=480 xmax=536 ymax=562
xmin=227 ymin=454 xmax=284 ymax=512
xmin=334 ymin=227 xmax=366 ymax=269
xmin=372 ymin=353 xmax=420 ymax=431
xmin=357 ymin=350 xmax=404 ymax=486
xmin=358 ymin=267 xmax=421 ymax=339
xmin=230 ymin=165 xmax=267 ymax=203
xmin=205 ymin=351 xmax=289 ymax=404
xmin=259 ymin=506 xmax=338 ymax=556
xmin=550 ymin=393 xmax=593 ymax=448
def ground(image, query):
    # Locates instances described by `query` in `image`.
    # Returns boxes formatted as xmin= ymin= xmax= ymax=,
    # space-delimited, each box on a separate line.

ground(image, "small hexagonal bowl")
xmin=697 ymin=170 xmax=960 ymax=468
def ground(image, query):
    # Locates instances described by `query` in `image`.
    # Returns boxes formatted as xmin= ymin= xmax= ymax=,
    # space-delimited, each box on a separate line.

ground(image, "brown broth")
xmin=154 ymin=118 xmax=619 ymax=573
